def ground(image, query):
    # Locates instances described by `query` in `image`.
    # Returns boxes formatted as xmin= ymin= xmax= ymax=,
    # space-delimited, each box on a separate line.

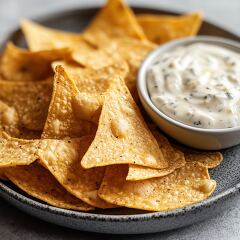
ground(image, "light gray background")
xmin=0 ymin=0 xmax=240 ymax=239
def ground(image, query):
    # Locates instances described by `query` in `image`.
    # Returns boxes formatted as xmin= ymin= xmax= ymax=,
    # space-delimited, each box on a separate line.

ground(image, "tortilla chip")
xmin=83 ymin=0 xmax=146 ymax=46
xmin=0 ymin=137 xmax=40 ymax=167
xmin=99 ymin=162 xmax=215 ymax=211
xmin=52 ymin=59 xmax=129 ymax=95
xmin=42 ymin=66 xmax=96 ymax=139
xmin=127 ymin=130 xmax=185 ymax=180
xmin=0 ymin=169 xmax=7 ymax=180
xmin=108 ymin=38 xmax=156 ymax=94
xmin=0 ymin=42 xmax=71 ymax=81
xmin=137 ymin=12 xmax=203 ymax=44
xmin=5 ymin=163 xmax=93 ymax=211
xmin=0 ymin=100 xmax=20 ymax=137
xmin=38 ymin=136 xmax=115 ymax=208
xmin=185 ymin=151 xmax=223 ymax=169
xmin=81 ymin=78 xmax=168 ymax=169
xmin=20 ymin=19 xmax=114 ymax=69
xmin=21 ymin=19 xmax=84 ymax=51
xmin=0 ymin=79 xmax=52 ymax=131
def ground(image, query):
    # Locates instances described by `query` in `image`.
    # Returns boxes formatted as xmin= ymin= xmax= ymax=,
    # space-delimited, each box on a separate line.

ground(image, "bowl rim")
xmin=138 ymin=35 xmax=240 ymax=134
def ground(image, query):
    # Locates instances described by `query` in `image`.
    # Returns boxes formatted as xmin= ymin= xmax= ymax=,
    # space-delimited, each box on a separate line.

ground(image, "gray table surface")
xmin=0 ymin=0 xmax=240 ymax=239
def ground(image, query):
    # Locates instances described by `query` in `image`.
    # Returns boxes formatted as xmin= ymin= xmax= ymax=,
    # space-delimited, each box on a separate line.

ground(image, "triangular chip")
xmin=42 ymin=66 xmax=96 ymax=139
xmin=173 ymin=144 xmax=223 ymax=169
xmin=20 ymin=19 xmax=115 ymax=69
xmin=185 ymin=151 xmax=223 ymax=169
xmin=99 ymin=162 xmax=216 ymax=211
xmin=5 ymin=163 xmax=93 ymax=211
xmin=104 ymin=38 xmax=156 ymax=97
xmin=81 ymin=78 xmax=168 ymax=169
xmin=127 ymin=130 xmax=185 ymax=181
xmin=0 ymin=42 xmax=71 ymax=81
xmin=137 ymin=12 xmax=203 ymax=44
xmin=0 ymin=136 xmax=40 ymax=167
xmin=83 ymin=0 xmax=146 ymax=46
xmin=38 ymin=136 xmax=115 ymax=208
xmin=52 ymin=59 xmax=129 ymax=95
xmin=0 ymin=79 xmax=52 ymax=131
xmin=21 ymin=19 xmax=84 ymax=51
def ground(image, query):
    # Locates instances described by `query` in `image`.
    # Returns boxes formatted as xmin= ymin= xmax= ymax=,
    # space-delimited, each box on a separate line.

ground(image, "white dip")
xmin=147 ymin=43 xmax=240 ymax=129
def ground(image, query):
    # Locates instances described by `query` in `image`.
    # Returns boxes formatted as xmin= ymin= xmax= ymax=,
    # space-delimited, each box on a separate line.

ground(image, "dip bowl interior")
xmin=138 ymin=36 xmax=240 ymax=150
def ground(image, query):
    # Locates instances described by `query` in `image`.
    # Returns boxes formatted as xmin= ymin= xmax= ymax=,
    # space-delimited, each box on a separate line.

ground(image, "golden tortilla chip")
xmin=20 ymin=19 xmax=114 ymax=69
xmin=0 ymin=79 xmax=52 ymax=131
xmin=99 ymin=162 xmax=216 ymax=211
xmin=127 ymin=130 xmax=185 ymax=181
xmin=185 ymin=151 xmax=223 ymax=169
xmin=52 ymin=59 xmax=129 ymax=95
xmin=21 ymin=19 xmax=84 ymax=51
xmin=0 ymin=42 xmax=71 ymax=81
xmin=106 ymin=38 xmax=156 ymax=95
xmin=5 ymin=163 xmax=93 ymax=211
xmin=38 ymin=136 xmax=115 ymax=208
xmin=0 ymin=101 xmax=41 ymax=139
xmin=0 ymin=100 xmax=20 ymax=137
xmin=137 ymin=12 xmax=203 ymax=44
xmin=42 ymin=66 xmax=96 ymax=139
xmin=0 ymin=136 xmax=40 ymax=167
xmin=83 ymin=0 xmax=146 ymax=46
xmin=81 ymin=78 xmax=168 ymax=169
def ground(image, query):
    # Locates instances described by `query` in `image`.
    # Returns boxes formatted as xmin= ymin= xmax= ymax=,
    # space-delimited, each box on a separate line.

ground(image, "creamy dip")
xmin=147 ymin=43 xmax=240 ymax=129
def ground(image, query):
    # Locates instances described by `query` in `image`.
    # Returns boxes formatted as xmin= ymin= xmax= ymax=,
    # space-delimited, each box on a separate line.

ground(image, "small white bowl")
xmin=138 ymin=36 xmax=240 ymax=150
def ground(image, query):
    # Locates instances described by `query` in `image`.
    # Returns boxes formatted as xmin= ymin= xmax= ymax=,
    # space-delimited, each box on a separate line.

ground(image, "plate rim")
xmin=0 ymin=6 xmax=240 ymax=222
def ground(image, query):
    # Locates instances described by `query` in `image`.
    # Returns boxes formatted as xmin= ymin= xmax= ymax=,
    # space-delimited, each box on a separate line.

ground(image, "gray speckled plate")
xmin=0 ymin=7 xmax=240 ymax=235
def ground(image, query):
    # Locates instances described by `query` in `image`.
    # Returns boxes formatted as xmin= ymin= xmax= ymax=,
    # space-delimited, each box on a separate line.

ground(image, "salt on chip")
xmin=5 ymin=163 xmax=93 ymax=211
xmin=42 ymin=66 xmax=97 ymax=139
xmin=0 ymin=79 xmax=52 ymax=131
xmin=0 ymin=42 xmax=71 ymax=81
xmin=20 ymin=19 xmax=113 ymax=69
xmin=0 ymin=136 xmax=40 ymax=167
xmin=99 ymin=162 xmax=216 ymax=211
xmin=137 ymin=12 xmax=203 ymax=44
xmin=81 ymin=78 xmax=168 ymax=169
xmin=38 ymin=136 xmax=115 ymax=208
xmin=127 ymin=130 xmax=185 ymax=181
xmin=83 ymin=0 xmax=146 ymax=46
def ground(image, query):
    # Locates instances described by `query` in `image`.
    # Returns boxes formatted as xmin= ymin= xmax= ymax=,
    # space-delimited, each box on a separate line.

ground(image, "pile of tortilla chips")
xmin=0 ymin=0 xmax=223 ymax=212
